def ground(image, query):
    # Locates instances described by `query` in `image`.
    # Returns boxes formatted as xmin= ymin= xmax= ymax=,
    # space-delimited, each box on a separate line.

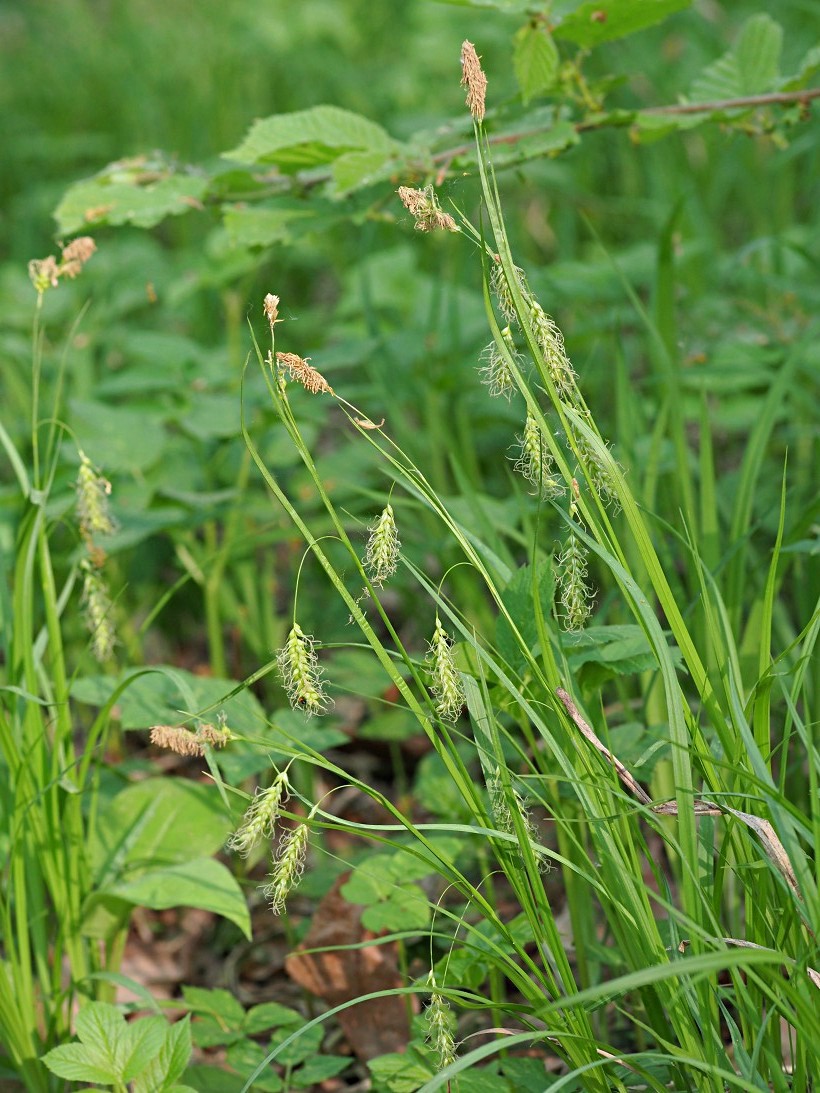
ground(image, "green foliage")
xmin=1 ymin=0 xmax=818 ymax=1090
xmin=42 ymin=1004 xmax=194 ymax=1092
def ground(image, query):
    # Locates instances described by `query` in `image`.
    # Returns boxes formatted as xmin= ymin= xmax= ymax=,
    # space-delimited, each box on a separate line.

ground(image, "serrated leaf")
xmin=268 ymin=1020 xmax=323 ymax=1067
xmin=119 ymin=1018 xmax=168 ymax=1082
xmin=225 ymin=105 xmax=395 ymax=171
xmin=67 ymin=398 xmax=167 ymax=473
xmin=222 ymin=204 xmax=315 ymax=248
xmin=554 ymin=0 xmax=691 ymax=48
xmin=291 ymin=1054 xmax=351 ymax=1086
xmin=513 ymin=24 xmax=559 ymax=104
xmin=55 ymin=166 xmax=208 ymax=235
xmin=690 ymin=14 xmax=783 ymax=102
xmin=243 ymin=1002 xmax=303 ymax=1035
xmin=89 ymin=777 xmax=231 ymax=884
xmin=70 ymin=666 xmax=266 ymax=734
xmin=41 ymin=1043 xmax=117 ymax=1084
xmin=735 ymin=14 xmax=782 ymax=93
xmin=106 ymin=859 xmax=252 ymax=939
xmin=131 ymin=1019 xmax=192 ymax=1093
xmin=368 ymin=1051 xmax=435 ymax=1093
xmin=183 ymin=986 xmax=247 ymax=1026
xmin=331 ymin=149 xmax=396 ymax=195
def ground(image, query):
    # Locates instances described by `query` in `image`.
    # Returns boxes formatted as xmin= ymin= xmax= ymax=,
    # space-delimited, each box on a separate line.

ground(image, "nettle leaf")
xmin=89 ymin=778 xmax=230 ymax=885
xmin=554 ymin=0 xmax=691 ymax=48
xmin=496 ymin=560 xmax=554 ymax=672
xmin=368 ymin=1048 xmax=435 ymax=1093
xmin=225 ymin=105 xmax=397 ymax=172
xmin=689 ymin=14 xmax=783 ymax=102
xmin=225 ymin=1040 xmax=283 ymax=1092
xmin=562 ymin=624 xmax=678 ymax=686
xmin=131 ymin=1017 xmax=192 ymax=1093
xmin=291 ymin=1055 xmax=351 ymax=1086
xmin=55 ymin=158 xmax=209 ymax=235
xmin=71 ymin=665 xmax=266 ymax=734
xmin=42 ymin=1004 xmax=166 ymax=1086
xmin=68 ymin=398 xmax=167 ymax=473
xmin=268 ymin=1020 xmax=323 ymax=1067
xmin=514 ymin=23 xmax=560 ymax=104
xmin=182 ymin=986 xmax=247 ymax=1028
xmin=222 ymin=204 xmax=316 ymax=248
xmin=106 ymin=859 xmax=251 ymax=940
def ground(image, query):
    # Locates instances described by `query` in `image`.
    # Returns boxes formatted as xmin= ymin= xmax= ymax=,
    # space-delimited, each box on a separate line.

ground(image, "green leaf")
xmin=89 ymin=777 xmax=231 ymax=880
xmin=495 ymin=560 xmax=554 ymax=672
xmin=331 ymin=149 xmax=396 ymax=195
xmin=513 ymin=24 xmax=559 ymax=104
xmin=183 ymin=987 xmax=247 ymax=1028
xmin=689 ymin=14 xmax=783 ymax=101
xmin=554 ymin=0 xmax=691 ymax=48
xmin=368 ymin=1050 xmax=435 ymax=1093
xmin=68 ymin=398 xmax=167 ymax=473
xmin=225 ymin=1040 xmax=283 ymax=1092
xmin=132 ymin=1019 xmax=193 ymax=1093
xmin=243 ymin=1003 xmax=303 ymax=1036
xmin=106 ymin=859 xmax=252 ymax=939
xmin=225 ymin=105 xmax=396 ymax=171
xmin=71 ymin=665 xmax=266 ymax=734
xmin=42 ymin=1043 xmax=117 ymax=1085
xmin=223 ymin=204 xmax=315 ymax=248
xmin=55 ymin=158 xmax=209 ymax=235
xmin=360 ymin=883 xmax=431 ymax=933
xmin=182 ymin=1065 xmax=246 ymax=1092
xmin=291 ymin=1054 xmax=351 ymax=1086
xmin=42 ymin=1005 xmax=166 ymax=1086
xmin=267 ymin=1021 xmax=323 ymax=1067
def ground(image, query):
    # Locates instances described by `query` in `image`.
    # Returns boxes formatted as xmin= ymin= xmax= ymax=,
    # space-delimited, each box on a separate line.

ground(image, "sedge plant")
xmin=231 ymin=38 xmax=819 ymax=1092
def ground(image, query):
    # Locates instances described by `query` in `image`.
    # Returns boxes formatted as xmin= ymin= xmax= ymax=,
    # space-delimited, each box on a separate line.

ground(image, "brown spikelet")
xmin=275 ymin=351 xmax=333 ymax=395
xmin=60 ymin=236 xmax=97 ymax=278
xmin=263 ymin=293 xmax=281 ymax=330
xmin=397 ymin=186 xmax=458 ymax=233
xmin=460 ymin=40 xmax=487 ymax=122
xmin=150 ymin=725 xmax=204 ymax=756
xmin=198 ymin=723 xmax=232 ymax=749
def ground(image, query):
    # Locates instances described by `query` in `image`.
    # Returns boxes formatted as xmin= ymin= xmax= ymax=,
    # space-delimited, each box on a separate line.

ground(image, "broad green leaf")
xmin=495 ymin=560 xmax=554 ymax=672
xmin=223 ymin=204 xmax=315 ymax=248
xmin=71 ymin=665 xmax=266 ymax=734
xmin=690 ymin=14 xmax=783 ymax=101
xmin=331 ymin=149 xmax=396 ymax=195
xmin=225 ymin=105 xmax=396 ymax=171
xmin=132 ymin=1018 xmax=192 ymax=1093
xmin=368 ymin=1051 xmax=435 ymax=1093
xmin=90 ymin=777 xmax=231 ymax=877
xmin=291 ymin=1054 xmax=351 ymax=1086
xmin=225 ymin=1040 xmax=283 ymax=1092
xmin=106 ymin=858 xmax=252 ymax=939
xmin=361 ymin=883 xmax=431 ymax=934
xmin=513 ymin=23 xmax=559 ymax=104
xmin=68 ymin=398 xmax=167 ymax=473
xmin=554 ymin=0 xmax=691 ymax=48
xmin=243 ymin=1002 xmax=303 ymax=1036
xmin=55 ymin=160 xmax=208 ymax=235
xmin=735 ymin=14 xmax=783 ymax=93
xmin=267 ymin=1020 xmax=323 ymax=1067
xmin=42 ymin=1043 xmax=117 ymax=1084
xmin=182 ymin=1066 xmax=246 ymax=1092
xmin=119 ymin=1018 xmax=169 ymax=1083
xmin=182 ymin=986 xmax=247 ymax=1027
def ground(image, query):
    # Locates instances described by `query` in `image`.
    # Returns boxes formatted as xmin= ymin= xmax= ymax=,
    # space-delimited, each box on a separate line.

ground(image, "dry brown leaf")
xmin=285 ymin=874 xmax=411 ymax=1060
xmin=556 ymin=688 xmax=651 ymax=805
